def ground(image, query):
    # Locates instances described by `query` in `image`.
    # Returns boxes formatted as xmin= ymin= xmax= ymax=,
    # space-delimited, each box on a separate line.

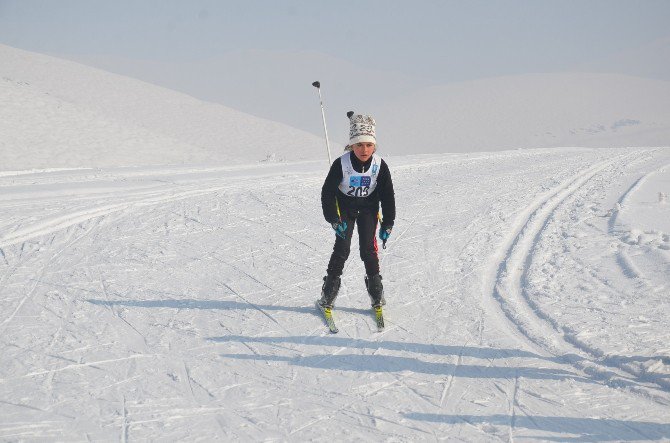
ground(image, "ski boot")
xmin=318 ymin=274 xmax=341 ymax=308
xmin=365 ymin=274 xmax=386 ymax=308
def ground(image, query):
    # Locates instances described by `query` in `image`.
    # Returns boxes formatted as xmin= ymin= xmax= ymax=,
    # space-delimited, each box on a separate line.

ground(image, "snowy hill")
xmin=57 ymin=49 xmax=670 ymax=154
xmin=61 ymin=49 xmax=421 ymax=147
xmin=0 ymin=44 xmax=326 ymax=171
xmin=0 ymin=148 xmax=669 ymax=440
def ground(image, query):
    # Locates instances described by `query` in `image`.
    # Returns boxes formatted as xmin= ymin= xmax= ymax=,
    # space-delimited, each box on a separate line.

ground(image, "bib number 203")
xmin=347 ymin=186 xmax=370 ymax=197
xmin=347 ymin=176 xmax=371 ymax=197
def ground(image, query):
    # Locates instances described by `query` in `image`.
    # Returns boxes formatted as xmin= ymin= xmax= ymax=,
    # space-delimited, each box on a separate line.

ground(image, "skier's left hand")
xmin=379 ymin=225 xmax=392 ymax=247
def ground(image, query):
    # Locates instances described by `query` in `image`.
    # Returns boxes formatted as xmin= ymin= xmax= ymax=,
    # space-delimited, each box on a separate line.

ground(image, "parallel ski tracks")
xmin=0 ymin=186 xmax=226 ymax=249
xmin=484 ymin=150 xmax=670 ymax=402
xmin=0 ymin=169 xmax=317 ymax=250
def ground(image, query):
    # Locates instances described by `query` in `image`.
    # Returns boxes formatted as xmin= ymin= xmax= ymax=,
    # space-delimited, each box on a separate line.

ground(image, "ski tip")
xmin=316 ymin=300 xmax=339 ymax=333
xmin=374 ymin=306 xmax=385 ymax=331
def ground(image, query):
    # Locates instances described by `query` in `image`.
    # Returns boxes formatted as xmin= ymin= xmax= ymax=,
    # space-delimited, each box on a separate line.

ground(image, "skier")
xmin=319 ymin=113 xmax=396 ymax=311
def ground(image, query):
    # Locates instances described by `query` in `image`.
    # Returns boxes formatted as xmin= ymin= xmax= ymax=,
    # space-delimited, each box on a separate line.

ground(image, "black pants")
xmin=327 ymin=206 xmax=379 ymax=277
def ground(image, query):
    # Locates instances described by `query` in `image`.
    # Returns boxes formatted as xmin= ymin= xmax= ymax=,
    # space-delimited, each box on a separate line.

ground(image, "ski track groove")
xmin=1 ymin=219 xmax=100 ymax=333
xmin=508 ymin=372 xmax=520 ymax=442
xmin=486 ymin=154 xmax=623 ymax=354
xmin=608 ymin=159 xmax=670 ymax=292
xmin=486 ymin=150 xmax=670 ymax=402
xmin=0 ymin=354 xmax=155 ymax=382
xmin=288 ymin=376 xmax=407 ymax=437
xmin=98 ymin=270 xmax=149 ymax=352
xmin=216 ymin=279 xmax=287 ymax=332
xmin=0 ymin=170 xmax=305 ymax=250
xmin=121 ymin=394 xmax=128 ymax=443
xmin=607 ymin=150 xmax=667 ymax=235
xmin=380 ymin=187 xmax=436 ymax=262
xmin=439 ymin=344 xmax=465 ymax=408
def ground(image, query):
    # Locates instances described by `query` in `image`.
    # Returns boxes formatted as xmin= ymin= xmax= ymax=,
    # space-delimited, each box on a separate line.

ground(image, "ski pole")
xmin=312 ymin=81 xmax=332 ymax=165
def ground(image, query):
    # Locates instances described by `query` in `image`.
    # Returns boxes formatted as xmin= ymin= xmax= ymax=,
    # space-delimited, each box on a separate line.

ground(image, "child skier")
xmin=319 ymin=113 xmax=396 ymax=310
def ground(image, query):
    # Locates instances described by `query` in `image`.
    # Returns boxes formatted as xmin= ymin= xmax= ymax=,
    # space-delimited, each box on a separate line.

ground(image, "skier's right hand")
xmin=331 ymin=220 xmax=348 ymax=239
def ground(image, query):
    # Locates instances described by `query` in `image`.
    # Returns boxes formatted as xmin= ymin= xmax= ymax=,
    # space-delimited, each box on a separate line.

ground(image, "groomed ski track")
xmin=1 ymin=148 xmax=669 ymax=441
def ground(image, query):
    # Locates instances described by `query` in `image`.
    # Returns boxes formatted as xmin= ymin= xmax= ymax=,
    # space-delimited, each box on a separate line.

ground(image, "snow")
xmin=0 ymin=44 xmax=327 ymax=171
xmin=1 ymin=148 xmax=669 ymax=440
xmin=1 ymin=45 xmax=669 ymax=441
xmin=58 ymin=48 xmax=670 ymax=154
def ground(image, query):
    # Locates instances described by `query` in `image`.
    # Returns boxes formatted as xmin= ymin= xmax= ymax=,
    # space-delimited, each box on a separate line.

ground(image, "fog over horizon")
xmin=1 ymin=0 xmax=669 ymax=144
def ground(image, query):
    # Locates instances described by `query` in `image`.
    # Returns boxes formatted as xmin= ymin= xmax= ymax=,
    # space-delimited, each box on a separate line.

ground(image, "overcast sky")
xmin=2 ymin=0 xmax=669 ymax=83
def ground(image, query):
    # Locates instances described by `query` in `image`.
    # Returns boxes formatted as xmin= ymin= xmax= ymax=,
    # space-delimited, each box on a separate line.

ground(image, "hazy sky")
xmin=2 ymin=0 xmax=669 ymax=142
xmin=2 ymin=0 xmax=669 ymax=83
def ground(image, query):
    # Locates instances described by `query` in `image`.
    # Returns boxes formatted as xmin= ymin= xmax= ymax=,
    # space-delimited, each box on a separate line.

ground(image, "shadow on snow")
xmin=403 ymin=413 xmax=670 ymax=441
xmin=215 ymin=352 xmax=591 ymax=383
xmin=207 ymin=334 xmax=551 ymax=361
xmin=87 ymin=299 xmax=566 ymax=362
xmin=87 ymin=298 xmax=667 ymax=389
xmin=87 ymin=298 xmax=368 ymax=315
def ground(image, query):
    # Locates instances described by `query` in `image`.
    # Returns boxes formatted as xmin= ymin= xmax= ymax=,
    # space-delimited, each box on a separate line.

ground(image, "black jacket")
xmin=321 ymin=151 xmax=396 ymax=227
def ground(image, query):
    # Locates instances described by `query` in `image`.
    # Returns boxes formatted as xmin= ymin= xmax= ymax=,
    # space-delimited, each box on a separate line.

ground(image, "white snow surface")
xmin=1 ymin=147 xmax=669 ymax=441
xmin=0 ymin=44 xmax=327 ymax=171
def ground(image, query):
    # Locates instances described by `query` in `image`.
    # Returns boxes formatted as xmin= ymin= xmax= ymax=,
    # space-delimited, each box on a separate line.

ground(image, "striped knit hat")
xmin=348 ymin=113 xmax=376 ymax=145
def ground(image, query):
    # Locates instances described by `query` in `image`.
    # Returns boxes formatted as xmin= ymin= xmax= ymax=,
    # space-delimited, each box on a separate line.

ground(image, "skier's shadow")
xmin=402 ymin=413 xmax=670 ymax=441
xmin=89 ymin=298 xmax=567 ymax=363
xmin=88 ymin=298 xmax=668 ymax=386
xmin=214 ymin=350 xmax=590 ymax=383
xmin=88 ymin=298 xmax=596 ymax=363
xmin=208 ymin=336 xmax=669 ymax=388
xmin=208 ymin=334 xmax=552 ymax=362
xmin=87 ymin=298 xmax=367 ymax=316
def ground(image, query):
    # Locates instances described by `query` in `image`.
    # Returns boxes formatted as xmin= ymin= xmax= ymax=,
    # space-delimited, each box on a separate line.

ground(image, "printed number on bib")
xmin=347 ymin=176 xmax=371 ymax=197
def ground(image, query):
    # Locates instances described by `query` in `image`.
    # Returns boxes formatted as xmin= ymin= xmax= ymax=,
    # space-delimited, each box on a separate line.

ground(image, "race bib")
xmin=338 ymin=153 xmax=380 ymax=198
xmin=347 ymin=176 xmax=372 ymax=197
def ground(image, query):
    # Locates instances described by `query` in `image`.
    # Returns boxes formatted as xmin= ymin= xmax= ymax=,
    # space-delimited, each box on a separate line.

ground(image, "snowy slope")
xmin=0 ymin=44 xmax=327 ymax=171
xmin=1 ymin=148 xmax=669 ymax=440
xmin=0 ymin=76 xmax=208 ymax=170
xmin=61 ymin=49 xmax=421 ymax=146
xmin=56 ymin=48 xmax=670 ymax=154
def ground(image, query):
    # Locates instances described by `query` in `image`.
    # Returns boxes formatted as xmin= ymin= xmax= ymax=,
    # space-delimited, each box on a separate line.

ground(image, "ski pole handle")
xmin=312 ymin=81 xmax=332 ymax=165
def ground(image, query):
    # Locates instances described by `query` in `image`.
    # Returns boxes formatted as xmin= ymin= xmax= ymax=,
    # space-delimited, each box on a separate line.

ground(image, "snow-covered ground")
xmin=1 ymin=147 xmax=669 ymax=440
xmin=0 ymin=43 xmax=327 ymax=170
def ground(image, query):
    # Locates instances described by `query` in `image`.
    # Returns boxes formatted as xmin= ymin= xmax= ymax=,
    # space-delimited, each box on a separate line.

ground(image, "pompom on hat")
xmin=347 ymin=111 xmax=376 ymax=146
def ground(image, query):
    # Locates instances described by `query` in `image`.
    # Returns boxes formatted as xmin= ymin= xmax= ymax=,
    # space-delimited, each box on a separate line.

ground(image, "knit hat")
xmin=348 ymin=113 xmax=376 ymax=145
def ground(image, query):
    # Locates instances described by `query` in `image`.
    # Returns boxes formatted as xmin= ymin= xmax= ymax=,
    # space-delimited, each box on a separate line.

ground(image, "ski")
xmin=316 ymin=300 xmax=339 ymax=333
xmin=373 ymin=305 xmax=385 ymax=331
